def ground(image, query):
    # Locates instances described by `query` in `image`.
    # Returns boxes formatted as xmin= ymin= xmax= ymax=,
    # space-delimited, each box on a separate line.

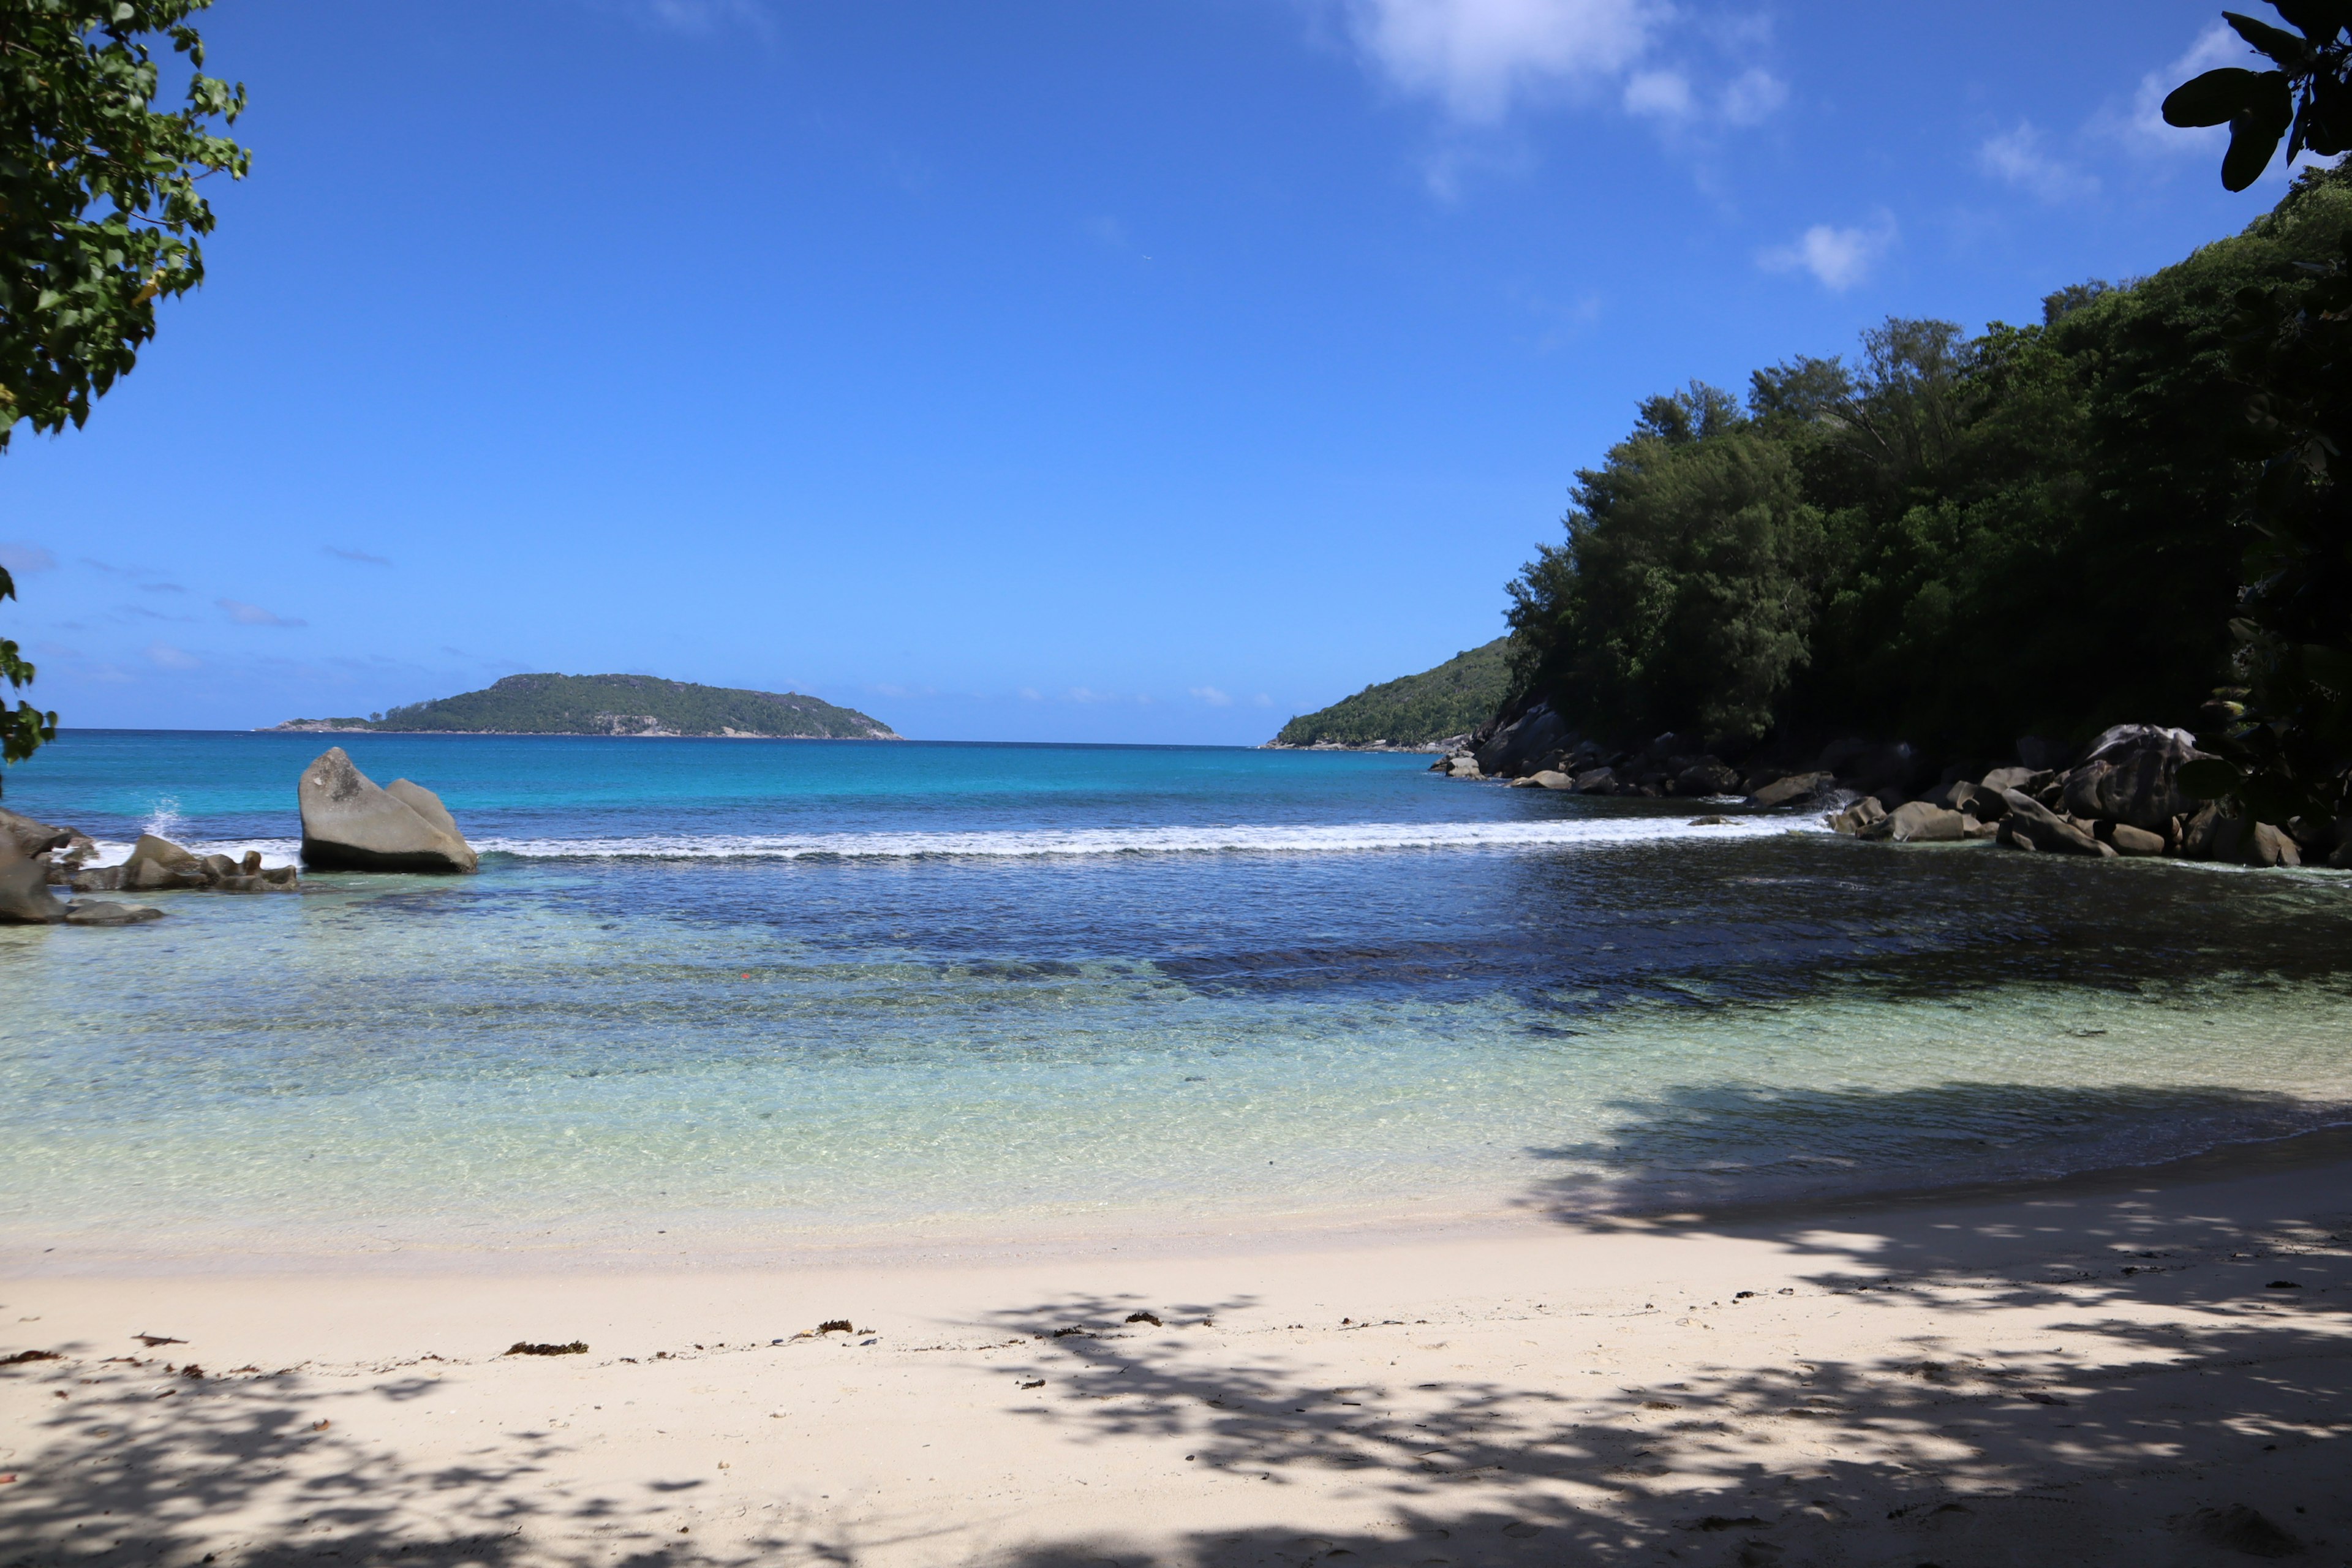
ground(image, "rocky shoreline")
xmin=0 ymin=748 xmax=482 ymax=927
xmin=1434 ymin=703 xmax=2351 ymax=870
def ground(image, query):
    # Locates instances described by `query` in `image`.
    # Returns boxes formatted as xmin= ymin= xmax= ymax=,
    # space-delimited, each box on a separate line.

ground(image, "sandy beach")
xmin=4 ymin=1145 xmax=2347 ymax=1568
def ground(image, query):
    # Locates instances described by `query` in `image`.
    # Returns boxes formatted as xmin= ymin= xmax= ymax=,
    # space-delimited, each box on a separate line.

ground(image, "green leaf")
xmin=2223 ymin=74 xmax=2297 ymax=189
xmin=2165 ymin=66 xmax=2266 ymax=126
xmin=2177 ymin=758 xmax=2245 ymax=800
xmin=2225 ymin=10 xmax=2315 ymax=64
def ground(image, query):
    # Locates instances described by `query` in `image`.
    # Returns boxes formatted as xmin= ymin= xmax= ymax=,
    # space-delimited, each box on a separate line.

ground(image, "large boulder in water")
xmin=0 ymin=841 xmax=66 ymax=923
xmin=2060 ymin=724 xmax=2211 ymax=831
xmin=298 ymin=748 xmax=479 ymax=873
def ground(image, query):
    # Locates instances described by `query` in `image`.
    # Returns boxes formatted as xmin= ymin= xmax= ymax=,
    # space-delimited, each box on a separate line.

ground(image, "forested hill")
xmin=1269 ymin=638 xmax=1513 ymax=748
xmin=274 ymin=674 xmax=900 ymax=739
xmin=1505 ymin=162 xmax=2352 ymax=762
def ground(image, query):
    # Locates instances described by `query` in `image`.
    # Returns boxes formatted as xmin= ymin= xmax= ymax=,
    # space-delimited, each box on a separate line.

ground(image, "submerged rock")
xmin=62 ymin=899 xmax=165 ymax=926
xmin=298 ymin=748 xmax=479 ymax=873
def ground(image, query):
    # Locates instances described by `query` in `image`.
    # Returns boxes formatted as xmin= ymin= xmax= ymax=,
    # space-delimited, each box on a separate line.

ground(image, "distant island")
xmin=1266 ymin=638 xmax=1512 ymax=750
xmin=271 ymin=673 xmax=902 ymax=739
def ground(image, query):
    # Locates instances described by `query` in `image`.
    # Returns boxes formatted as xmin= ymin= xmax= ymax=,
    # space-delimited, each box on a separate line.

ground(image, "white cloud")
xmin=2120 ymin=22 xmax=2242 ymax=156
xmin=0 ymin=541 xmax=57 ymax=576
xmin=1979 ymin=121 xmax=2098 ymax=203
xmin=1719 ymin=67 xmax=1787 ymax=126
xmin=609 ymin=0 xmax=769 ymax=37
xmin=1189 ymin=685 xmax=1236 ymax=706
xmin=1758 ymin=213 xmax=1896 ymax=292
xmin=146 ymin=641 xmax=200 ymax=670
xmin=1622 ymin=68 xmax=1694 ymax=121
xmin=1017 ymin=687 xmax=1042 ymax=701
xmin=219 ymin=598 xmax=308 ymax=628
xmin=1254 ymin=693 xmax=1275 ymax=707
xmin=1343 ymin=0 xmax=1660 ymax=123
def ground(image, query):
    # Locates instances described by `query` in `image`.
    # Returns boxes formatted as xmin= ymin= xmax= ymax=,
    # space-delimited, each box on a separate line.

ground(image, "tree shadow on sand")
xmin=3 ymin=1082 xmax=2348 ymax=1567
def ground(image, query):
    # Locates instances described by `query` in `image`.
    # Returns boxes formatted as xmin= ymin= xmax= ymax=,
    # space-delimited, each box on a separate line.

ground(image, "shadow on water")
xmin=4 ymin=1118 xmax=2348 ymax=1567
xmin=1515 ymin=1080 xmax=2352 ymax=1221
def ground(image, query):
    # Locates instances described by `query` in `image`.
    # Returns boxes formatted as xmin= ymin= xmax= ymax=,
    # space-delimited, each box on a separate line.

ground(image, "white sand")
xmin=4 ymin=1152 xmax=2348 ymax=1567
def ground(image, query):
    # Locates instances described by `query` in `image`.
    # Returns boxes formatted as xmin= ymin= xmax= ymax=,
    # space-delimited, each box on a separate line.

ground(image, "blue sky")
xmin=0 ymin=0 xmax=2298 ymax=743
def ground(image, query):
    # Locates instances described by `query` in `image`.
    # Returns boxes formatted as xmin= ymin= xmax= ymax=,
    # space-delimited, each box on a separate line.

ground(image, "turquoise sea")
xmin=4 ymin=729 xmax=2350 ymax=1265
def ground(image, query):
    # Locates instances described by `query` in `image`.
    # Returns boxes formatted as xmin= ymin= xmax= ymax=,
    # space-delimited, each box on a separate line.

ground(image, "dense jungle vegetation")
xmin=1504 ymin=162 xmax=2352 ymax=765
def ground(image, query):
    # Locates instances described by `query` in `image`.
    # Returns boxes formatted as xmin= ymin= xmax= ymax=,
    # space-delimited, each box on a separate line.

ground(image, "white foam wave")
xmin=473 ymin=816 xmax=1822 ymax=863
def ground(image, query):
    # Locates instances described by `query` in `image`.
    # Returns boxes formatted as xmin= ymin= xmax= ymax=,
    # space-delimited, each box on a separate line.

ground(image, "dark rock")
xmin=2109 ymin=823 xmax=2166 ymax=857
xmin=69 ymin=863 xmax=126 ymax=893
xmin=1996 ymin=819 xmax=2039 ymax=851
xmin=1999 ymin=790 xmax=2106 ymax=856
xmin=123 ymin=835 xmax=209 ymax=891
xmin=62 ymin=899 xmax=165 ymax=926
xmin=1749 ymin=771 xmax=1836 ymax=809
xmin=1980 ymin=766 xmax=2049 ymax=795
xmin=1938 ymin=780 xmax=2005 ymax=819
xmin=1572 ymin=766 xmax=1618 ymax=794
xmin=2016 ymin=736 xmax=2075 ymax=771
xmin=1675 ymin=759 xmax=1741 ymax=797
xmin=1828 ymin=797 xmax=1887 ymax=837
xmin=1444 ymin=755 xmax=1481 ymax=779
xmin=2246 ymin=821 xmax=2301 ymax=868
xmin=1474 ymin=704 xmax=1569 ymax=779
xmin=0 ymin=804 xmax=71 ymax=859
xmin=2059 ymin=724 xmax=2211 ymax=830
xmin=0 ymin=842 xmax=67 ymax=923
xmin=200 ymin=853 xmax=241 ymax=881
xmin=2182 ymin=802 xmax=2226 ymax=859
xmin=299 ymin=748 xmax=479 ymax=873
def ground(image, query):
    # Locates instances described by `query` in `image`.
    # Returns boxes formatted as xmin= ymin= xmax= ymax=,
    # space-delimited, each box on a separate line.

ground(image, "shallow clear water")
xmin=4 ymin=730 xmax=2350 ymax=1262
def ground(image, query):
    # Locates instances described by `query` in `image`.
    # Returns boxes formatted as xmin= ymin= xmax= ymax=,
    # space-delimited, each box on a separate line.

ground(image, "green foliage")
xmin=1506 ymin=161 xmax=2352 ymax=764
xmin=0 ymin=563 xmax=59 ymax=794
xmin=1274 ymin=638 xmax=1514 ymax=747
xmin=0 ymin=0 xmax=247 ymax=794
xmin=285 ymin=674 xmax=902 ymax=740
xmin=1507 ymin=391 xmax=1822 ymax=745
xmin=2162 ymin=4 xmax=2350 ymax=188
xmin=1 ymin=0 xmax=249 ymax=446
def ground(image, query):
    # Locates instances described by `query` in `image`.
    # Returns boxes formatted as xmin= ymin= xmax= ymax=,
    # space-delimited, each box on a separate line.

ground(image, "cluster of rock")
xmin=1430 ymin=705 xmax=1758 ymax=799
xmin=0 ymin=748 xmax=481 ymax=926
xmin=1434 ymin=704 xmax=2350 ymax=870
